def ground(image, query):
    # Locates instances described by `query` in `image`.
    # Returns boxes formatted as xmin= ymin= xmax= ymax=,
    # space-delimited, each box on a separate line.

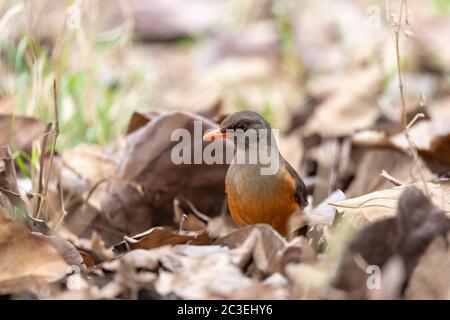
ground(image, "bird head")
xmin=202 ymin=111 xmax=272 ymax=142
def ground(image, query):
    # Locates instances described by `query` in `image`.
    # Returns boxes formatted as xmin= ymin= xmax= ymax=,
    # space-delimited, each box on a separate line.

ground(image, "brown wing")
xmin=283 ymin=158 xmax=308 ymax=208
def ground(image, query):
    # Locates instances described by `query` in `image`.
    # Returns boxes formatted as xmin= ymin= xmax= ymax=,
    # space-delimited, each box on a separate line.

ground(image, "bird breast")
xmin=225 ymin=163 xmax=299 ymax=235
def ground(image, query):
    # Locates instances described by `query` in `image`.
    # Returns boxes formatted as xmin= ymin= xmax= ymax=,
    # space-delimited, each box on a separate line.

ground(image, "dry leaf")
xmin=404 ymin=235 xmax=450 ymax=300
xmin=0 ymin=145 xmax=20 ymax=200
xmin=390 ymin=117 xmax=450 ymax=168
xmin=32 ymin=232 xmax=84 ymax=269
xmin=91 ymin=231 xmax=115 ymax=261
xmin=346 ymin=148 xmax=434 ymax=197
xmin=0 ymin=216 xmax=69 ymax=294
xmin=101 ymin=111 xmax=232 ymax=240
xmin=304 ymin=67 xmax=382 ymax=138
xmin=113 ymin=226 xmax=212 ymax=253
xmin=334 ymin=186 xmax=450 ymax=295
xmin=154 ymin=248 xmax=254 ymax=299
xmin=215 ymin=224 xmax=286 ymax=275
xmin=331 ymin=181 xmax=450 ymax=228
xmin=0 ymin=115 xmax=46 ymax=153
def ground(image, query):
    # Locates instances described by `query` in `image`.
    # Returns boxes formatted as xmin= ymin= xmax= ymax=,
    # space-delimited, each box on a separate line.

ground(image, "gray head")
xmin=202 ymin=111 xmax=280 ymax=172
xmin=219 ymin=111 xmax=272 ymax=133
xmin=217 ymin=111 xmax=277 ymax=153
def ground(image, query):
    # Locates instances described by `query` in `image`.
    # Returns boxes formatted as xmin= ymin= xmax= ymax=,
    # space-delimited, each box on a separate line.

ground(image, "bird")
xmin=203 ymin=110 xmax=308 ymax=236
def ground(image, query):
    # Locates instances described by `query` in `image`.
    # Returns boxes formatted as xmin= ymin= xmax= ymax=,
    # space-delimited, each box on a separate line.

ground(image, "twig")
xmin=177 ymin=196 xmax=211 ymax=223
xmin=404 ymin=114 xmax=429 ymax=195
xmin=36 ymin=79 xmax=60 ymax=219
xmin=44 ymin=80 xmax=60 ymax=184
xmin=35 ymin=123 xmax=52 ymax=218
xmin=54 ymin=179 xmax=68 ymax=231
xmin=393 ymin=0 xmax=407 ymax=127
xmin=406 ymin=113 xmax=424 ymax=131
xmin=380 ymin=170 xmax=405 ymax=187
xmin=178 ymin=214 xmax=188 ymax=234
xmin=388 ymin=0 xmax=429 ymax=196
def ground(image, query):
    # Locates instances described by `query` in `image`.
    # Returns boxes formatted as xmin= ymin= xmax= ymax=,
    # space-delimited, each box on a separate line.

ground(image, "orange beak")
xmin=203 ymin=128 xmax=228 ymax=141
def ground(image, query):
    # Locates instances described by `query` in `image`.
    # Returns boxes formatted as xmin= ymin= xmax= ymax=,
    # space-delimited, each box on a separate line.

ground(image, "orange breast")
xmin=226 ymin=168 xmax=300 ymax=236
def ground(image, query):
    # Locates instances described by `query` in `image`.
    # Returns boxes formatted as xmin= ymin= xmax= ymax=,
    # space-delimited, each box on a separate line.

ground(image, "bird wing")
xmin=283 ymin=159 xmax=308 ymax=209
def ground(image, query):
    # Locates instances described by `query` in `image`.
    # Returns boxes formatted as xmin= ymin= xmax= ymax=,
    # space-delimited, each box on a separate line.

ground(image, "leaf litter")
xmin=1 ymin=0 xmax=450 ymax=300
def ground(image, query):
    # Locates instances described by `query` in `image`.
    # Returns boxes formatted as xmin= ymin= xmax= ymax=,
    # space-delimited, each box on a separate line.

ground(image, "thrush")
xmin=203 ymin=111 xmax=308 ymax=236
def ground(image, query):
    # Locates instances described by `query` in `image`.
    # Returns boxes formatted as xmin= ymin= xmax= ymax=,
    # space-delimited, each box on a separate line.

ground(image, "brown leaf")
xmin=0 ymin=145 xmax=28 ymax=222
xmin=333 ymin=219 xmax=397 ymax=293
xmin=0 ymin=145 xmax=20 ymax=200
xmin=303 ymin=67 xmax=382 ymax=138
xmin=395 ymin=187 xmax=450 ymax=277
xmin=90 ymin=231 xmax=115 ymax=261
xmin=32 ymin=232 xmax=85 ymax=269
xmin=352 ymin=115 xmax=450 ymax=172
xmin=331 ymin=181 xmax=450 ymax=228
xmin=214 ymin=224 xmax=287 ymax=275
xmin=345 ymin=148 xmax=434 ymax=198
xmin=79 ymin=251 xmax=95 ymax=268
xmin=126 ymin=111 xmax=159 ymax=134
xmin=0 ymin=115 xmax=46 ymax=153
xmin=0 ymin=216 xmax=69 ymax=294
xmin=389 ymin=117 xmax=450 ymax=169
xmin=62 ymin=143 xmax=119 ymax=210
xmin=173 ymin=197 xmax=208 ymax=232
xmin=154 ymin=246 xmax=254 ymax=299
xmin=101 ymin=111 xmax=232 ymax=242
xmin=278 ymin=236 xmax=317 ymax=272
xmin=404 ymin=235 xmax=450 ymax=300
xmin=113 ymin=226 xmax=212 ymax=253
xmin=334 ymin=186 xmax=450 ymax=294
xmin=206 ymin=214 xmax=237 ymax=239
xmin=61 ymin=142 xmax=123 ymax=243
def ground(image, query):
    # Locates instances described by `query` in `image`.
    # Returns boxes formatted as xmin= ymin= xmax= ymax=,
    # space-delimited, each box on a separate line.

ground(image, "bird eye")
xmin=236 ymin=123 xmax=247 ymax=131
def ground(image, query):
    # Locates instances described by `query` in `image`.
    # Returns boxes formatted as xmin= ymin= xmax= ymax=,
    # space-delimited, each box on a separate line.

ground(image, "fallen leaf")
xmin=173 ymin=197 xmax=208 ymax=232
xmin=0 ymin=115 xmax=46 ymax=153
xmin=32 ymin=232 xmax=84 ymax=269
xmin=79 ymin=251 xmax=95 ymax=268
xmin=206 ymin=214 xmax=237 ymax=239
xmin=214 ymin=224 xmax=286 ymax=275
xmin=62 ymin=144 xmax=119 ymax=188
xmin=404 ymin=235 xmax=450 ymax=300
xmin=0 ymin=145 xmax=20 ymax=199
xmin=345 ymin=148 xmax=434 ymax=198
xmin=277 ymin=236 xmax=316 ymax=273
xmin=395 ymin=187 xmax=450 ymax=277
xmin=0 ymin=216 xmax=69 ymax=295
xmin=334 ymin=186 xmax=450 ymax=295
xmin=333 ymin=218 xmax=397 ymax=293
xmin=154 ymin=248 xmax=254 ymax=299
xmin=101 ymin=111 xmax=232 ymax=241
xmin=0 ymin=145 xmax=28 ymax=222
xmin=331 ymin=181 xmax=450 ymax=228
xmin=303 ymin=67 xmax=382 ymax=138
xmin=90 ymin=231 xmax=115 ymax=261
xmin=113 ymin=226 xmax=212 ymax=253
xmin=390 ymin=117 xmax=450 ymax=169
xmin=126 ymin=111 xmax=159 ymax=134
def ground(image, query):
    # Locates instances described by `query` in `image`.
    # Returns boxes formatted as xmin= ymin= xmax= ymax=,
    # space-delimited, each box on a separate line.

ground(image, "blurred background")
xmin=1 ymin=0 xmax=449 ymax=148
xmin=1 ymin=0 xmax=450 ymax=300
